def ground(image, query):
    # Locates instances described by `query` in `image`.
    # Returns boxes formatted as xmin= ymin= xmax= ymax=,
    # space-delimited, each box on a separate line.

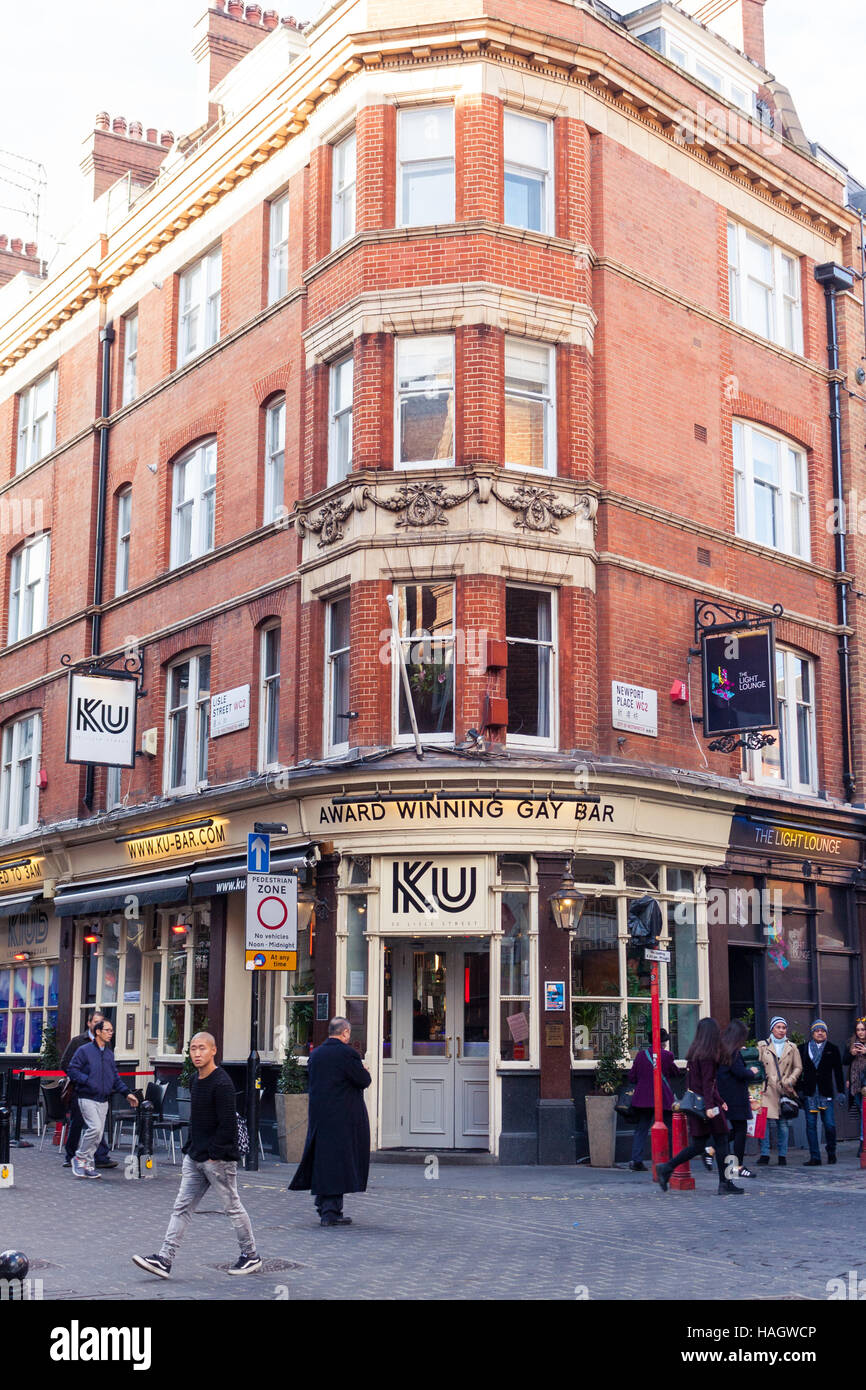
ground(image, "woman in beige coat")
xmin=757 ymin=1015 xmax=803 ymax=1165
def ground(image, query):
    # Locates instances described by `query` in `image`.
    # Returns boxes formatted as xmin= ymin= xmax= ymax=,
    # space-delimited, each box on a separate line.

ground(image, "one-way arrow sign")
xmin=247 ymin=832 xmax=270 ymax=874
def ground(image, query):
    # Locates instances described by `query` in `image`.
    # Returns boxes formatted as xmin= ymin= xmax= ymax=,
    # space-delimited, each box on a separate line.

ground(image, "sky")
xmin=0 ymin=0 xmax=864 ymax=258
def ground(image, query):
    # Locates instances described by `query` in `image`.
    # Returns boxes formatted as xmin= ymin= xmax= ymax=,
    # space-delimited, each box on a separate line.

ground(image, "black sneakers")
xmin=321 ymin=1215 xmax=352 ymax=1225
xmin=756 ymin=1155 xmax=770 ymax=1165
xmin=132 ymin=1253 xmax=171 ymax=1280
xmin=718 ymin=1180 xmax=745 ymax=1195
xmin=228 ymin=1253 xmax=263 ymax=1275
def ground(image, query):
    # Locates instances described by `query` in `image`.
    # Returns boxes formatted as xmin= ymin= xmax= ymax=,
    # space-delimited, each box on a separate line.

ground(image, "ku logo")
xmin=392 ymin=861 xmax=477 ymax=915
xmin=75 ymin=697 xmax=130 ymax=735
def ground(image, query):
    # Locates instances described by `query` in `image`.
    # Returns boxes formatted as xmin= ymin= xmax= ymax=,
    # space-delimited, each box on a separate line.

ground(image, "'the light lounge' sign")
xmin=701 ymin=624 xmax=776 ymax=737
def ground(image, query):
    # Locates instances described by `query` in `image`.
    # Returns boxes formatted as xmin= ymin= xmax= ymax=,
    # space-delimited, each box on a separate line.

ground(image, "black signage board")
xmin=702 ymin=624 xmax=776 ymax=736
xmin=729 ymin=815 xmax=862 ymax=866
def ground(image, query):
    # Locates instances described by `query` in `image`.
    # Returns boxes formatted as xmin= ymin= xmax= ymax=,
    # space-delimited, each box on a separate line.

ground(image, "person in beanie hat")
xmin=798 ymin=1020 xmax=844 ymax=1166
xmin=756 ymin=1017 xmax=802 ymax=1166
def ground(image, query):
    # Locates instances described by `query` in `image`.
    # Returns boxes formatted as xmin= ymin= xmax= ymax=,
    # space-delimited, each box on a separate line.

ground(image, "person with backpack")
xmin=132 ymin=1032 xmax=261 ymax=1279
xmin=756 ymin=1016 xmax=802 ymax=1166
xmin=656 ymin=1017 xmax=743 ymax=1196
xmin=626 ymin=1028 xmax=680 ymax=1171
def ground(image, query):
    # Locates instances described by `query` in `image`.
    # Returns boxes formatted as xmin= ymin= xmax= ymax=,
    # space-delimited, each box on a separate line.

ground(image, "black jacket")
xmin=717 ymin=1049 xmax=755 ymax=1122
xmin=289 ymin=1038 xmax=371 ymax=1195
xmin=797 ymin=1041 xmax=844 ymax=1098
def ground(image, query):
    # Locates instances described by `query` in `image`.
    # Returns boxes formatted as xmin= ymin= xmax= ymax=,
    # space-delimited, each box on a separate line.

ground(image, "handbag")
xmin=770 ymin=1049 xmax=799 ymax=1120
xmin=675 ymin=1089 xmax=707 ymax=1119
xmin=614 ymin=1081 xmax=637 ymax=1118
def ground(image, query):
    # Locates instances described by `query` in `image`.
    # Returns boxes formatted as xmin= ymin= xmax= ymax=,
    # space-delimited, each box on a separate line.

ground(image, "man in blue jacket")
xmin=67 ymin=1019 xmax=138 ymax=1179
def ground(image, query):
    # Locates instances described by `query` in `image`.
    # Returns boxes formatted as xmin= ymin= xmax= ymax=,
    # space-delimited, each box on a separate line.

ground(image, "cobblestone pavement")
xmin=3 ymin=1137 xmax=866 ymax=1302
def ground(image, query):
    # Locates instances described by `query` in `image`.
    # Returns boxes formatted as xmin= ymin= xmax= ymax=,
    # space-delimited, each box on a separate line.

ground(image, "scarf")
xmin=809 ymin=1039 xmax=826 ymax=1065
xmin=771 ymin=1035 xmax=787 ymax=1057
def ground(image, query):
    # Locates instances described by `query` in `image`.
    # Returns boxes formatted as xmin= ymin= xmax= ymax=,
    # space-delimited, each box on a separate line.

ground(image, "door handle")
xmin=445 ymin=1036 xmax=451 ymax=1058
xmin=457 ymin=1037 xmax=462 ymax=1058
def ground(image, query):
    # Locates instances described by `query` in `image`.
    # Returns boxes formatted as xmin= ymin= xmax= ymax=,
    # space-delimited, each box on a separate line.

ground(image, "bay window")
xmin=505 ymin=586 xmax=555 ymax=746
xmin=504 ymin=339 xmax=554 ymax=472
xmin=328 ymin=355 xmax=353 ymax=485
xmin=395 ymin=336 xmax=454 ymax=467
xmin=331 ymin=131 xmax=356 ymax=248
xmin=325 ymin=595 xmax=350 ymax=755
xmin=394 ymin=582 xmax=455 ymax=742
xmin=504 ymin=112 xmax=552 ymax=233
xmin=398 ymin=107 xmax=455 ymax=227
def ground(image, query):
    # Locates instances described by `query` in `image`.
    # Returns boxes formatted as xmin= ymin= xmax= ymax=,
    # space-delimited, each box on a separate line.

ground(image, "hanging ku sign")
xmin=701 ymin=624 xmax=777 ymax=737
xmin=66 ymin=672 xmax=138 ymax=767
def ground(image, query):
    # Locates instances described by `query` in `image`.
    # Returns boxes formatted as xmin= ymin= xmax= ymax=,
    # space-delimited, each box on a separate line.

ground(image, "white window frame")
xmin=505 ymin=584 xmax=557 ymax=750
xmin=263 ymin=397 xmax=285 ymax=524
xmin=154 ymin=907 xmax=212 ymax=1058
xmin=397 ymin=105 xmax=455 ymax=229
xmin=170 ymin=439 xmax=217 ymax=568
xmin=122 ymin=310 xmax=138 ymax=405
xmin=394 ymin=335 xmax=455 ymax=469
xmin=504 ymin=338 xmax=555 ymax=474
xmin=392 ymin=582 xmax=456 ymax=746
xmin=177 ymin=245 xmax=222 ymax=366
xmin=743 ymin=646 xmax=817 ymax=794
xmin=8 ymin=534 xmax=50 ymax=643
xmin=1 ymin=713 xmax=41 ymax=836
xmin=115 ymin=486 xmax=132 ymax=595
xmin=259 ymin=622 xmax=281 ymax=772
xmin=727 ymin=221 xmax=803 ymax=353
xmin=325 ymin=595 xmax=351 ymax=757
xmin=164 ymin=650 xmax=211 ymax=794
xmin=328 ymin=355 xmax=353 ymax=485
xmin=331 ymin=131 xmax=357 ymax=249
xmin=106 ymin=764 xmax=124 ymax=810
xmin=732 ymin=419 xmax=809 ymax=560
xmin=268 ymin=193 xmax=290 ymax=304
xmin=16 ymin=368 xmax=57 ymax=473
xmin=503 ymin=111 xmax=553 ymax=235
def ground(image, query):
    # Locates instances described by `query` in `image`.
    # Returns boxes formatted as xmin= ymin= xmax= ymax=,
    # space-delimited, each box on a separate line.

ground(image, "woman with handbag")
xmin=843 ymin=1017 xmax=866 ymax=1156
xmin=657 ymin=1017 xmax=743 ymax=1196
xmin=756 ymin=1016 xmax=802 ymax=1166
xmin=625 ymin=1027 xmax=680 ymax=1171
xmin=718 ymin=1019 xmax=761 ymax=1179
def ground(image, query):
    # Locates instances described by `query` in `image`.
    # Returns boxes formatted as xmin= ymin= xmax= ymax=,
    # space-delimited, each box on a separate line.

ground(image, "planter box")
xmin=275 ymin=1092 xmax=308 ymax=1164
xmin=585 ymin=1094 xmax=617 ymax=1168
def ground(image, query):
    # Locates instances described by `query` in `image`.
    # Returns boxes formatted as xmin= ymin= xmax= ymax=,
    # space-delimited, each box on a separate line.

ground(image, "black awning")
xmin=189 ymin=845 xmax=314 ymax=897
xmin=0 ymin=893 xmax=39 ymax=919
xmin=54 ymin=870 xmax=191 ymax=917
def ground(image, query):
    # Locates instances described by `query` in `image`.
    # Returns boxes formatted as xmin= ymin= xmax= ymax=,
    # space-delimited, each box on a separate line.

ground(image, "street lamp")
xmin=549 ymin=864 xmax=586 ymax=934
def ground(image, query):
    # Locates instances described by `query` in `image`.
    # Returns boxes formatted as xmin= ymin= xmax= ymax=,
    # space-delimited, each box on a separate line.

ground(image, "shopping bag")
xmin=747 ymin=1105 xmax=768 ymax=1139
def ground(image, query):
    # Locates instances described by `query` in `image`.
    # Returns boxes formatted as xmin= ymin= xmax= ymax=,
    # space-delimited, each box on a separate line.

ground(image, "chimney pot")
xmin=160 ymin=130 xmax=174 ymax=148
xmin=25 ymin=242 xmax=37 ymax=257
xmin=227 ymin=0 xmax=243 ymax=15
xmin=0 ymin=235 xmax=7 ymax=250
xmin=95 ymin=111 xmax=110 ymax=130
xmin=262 ymin=8 xmax=278 ymax=27
xmin=245 ymin=3 xmax=262 ymax=21
xmin=11 ymin=238 xmax=23 ymax=254
xmin=112 ymin=116 xmax=128 ymax=134
xmin=146 ymin=127 xmax=158 ymax=144
xmin=129 ymin=120 xmax=143 ymax=139
xmin=213 ymin=0 xmax=226 ymax=7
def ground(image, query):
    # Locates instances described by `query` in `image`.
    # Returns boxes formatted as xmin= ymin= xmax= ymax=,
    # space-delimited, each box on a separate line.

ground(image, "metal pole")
xmin=11 ymin=1070 xmax=32 ymax=1148
xmin=649 ymin=963 xmax=669 ymax=1179
xmin=245 ymin=974 xmax=261 ymax=1171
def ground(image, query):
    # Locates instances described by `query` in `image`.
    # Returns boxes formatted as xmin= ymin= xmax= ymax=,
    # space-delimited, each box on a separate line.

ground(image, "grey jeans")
xmin=75 ymin=1099 xmax=108 ymax=1168
xmin=159 ymin=1155 xmax=256 ymax=1263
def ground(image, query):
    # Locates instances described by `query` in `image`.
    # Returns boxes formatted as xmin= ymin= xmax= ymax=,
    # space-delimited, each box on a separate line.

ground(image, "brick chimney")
xmin=80 ymin=115 xmax=172 ymax=202
xmin=0 ymin=235 xmax=43 ymax=289
xmin=192 ymin=3 xmax=275 ymax=127
xmin=740 ymin=0 xmax=767 ymax=68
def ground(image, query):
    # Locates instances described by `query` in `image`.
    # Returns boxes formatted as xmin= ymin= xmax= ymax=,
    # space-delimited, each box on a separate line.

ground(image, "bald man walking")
xmin=132 ymin=1033 xmax=262 ymax=1279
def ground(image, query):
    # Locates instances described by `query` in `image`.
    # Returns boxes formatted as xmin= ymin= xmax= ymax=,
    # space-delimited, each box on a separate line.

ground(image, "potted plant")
xmin=572 ymin=1002 xmax=600 ymax=1061
xmin=274 ymin=1043 xmax=309 ymax=1163
xmin=585 ymin=1018 xmax=631 ymax=1167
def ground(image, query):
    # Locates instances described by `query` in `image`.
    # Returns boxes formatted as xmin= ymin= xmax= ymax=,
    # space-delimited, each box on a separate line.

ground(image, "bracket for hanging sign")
xmin=61 ymin=649 xmax=147 ymax=698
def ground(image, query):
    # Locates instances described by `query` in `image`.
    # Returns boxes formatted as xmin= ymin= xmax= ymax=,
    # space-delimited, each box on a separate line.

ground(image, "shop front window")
xmin=345 ymin=895 xmax=368 ymax=1054
xmin=500 ymin=891 xmax=531 ymax=1062
xmin=0 ymin=962 xmax=58 ymax=1054
xmin=154 ymin=907 xmax=211 ymax=1056
xmin=279 ymin=899 xmax=315 ymax=1057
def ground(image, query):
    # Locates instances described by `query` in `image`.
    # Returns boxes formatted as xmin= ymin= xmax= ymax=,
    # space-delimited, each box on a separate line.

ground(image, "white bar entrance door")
xmin=380 ymin=940 xmax=490 ymax=1149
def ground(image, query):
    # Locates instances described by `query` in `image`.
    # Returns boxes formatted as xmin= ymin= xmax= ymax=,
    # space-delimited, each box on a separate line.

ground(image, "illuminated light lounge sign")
xmin=701 ymin=625 xmax=776 ymax=736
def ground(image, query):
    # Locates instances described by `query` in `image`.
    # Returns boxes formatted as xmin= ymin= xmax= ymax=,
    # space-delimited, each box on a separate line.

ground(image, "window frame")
xmin=503 ymin=111 xmax=553 ymax=235
xmin=153 ymin=907 xmax=211 ymax=1058
xmin=163 ymin=649 xmax=211 ymax=795
xmin=177 ymin=245 xmax=222 ymax=366
xmin=122 ymin=310 xmax=138 ymax=406
xmin=394 ymin=334 xmax=455 ymax=469
xmin=8 ymin=533 xmax=50 ymax=643
xmin=732 ymin=419 xmax=810 ymax=560
xmin=505 ymin=583 xmax=557 ymax=750
xmin=263 ymin=396 xmax=285 ymax=525
xmin=170 ymin=438 xmax=217 ymax=569
xmin=392 ymin=582 xmax=456 ymax=746
xmin=397 ymin=105 xmax=455 ymax=229
xmin=259 ymin=621 xmax=282 ymax=772
xmin=743 ymin=646 xmax=817 ymax=794
xmin=331 ymin=130 xmax=357 ymax=249
xmin=324 ymin=594 xmax=351 ymax=757
xmin=1 ymin=712 xmax=41 ymax=836
xmin=504 ymin=337 xmax=556 ymax=474
xmin=16 ymin=367 xmax=57 ymax=473
xmin=727 ymin=221 xmax=803 ymax=353
xmin=0 ymin=960 xmax=59 ymax=1055
xmin=115 ymin=486 xmax=132 ymax=596
xmin=268 ymin=192 xmax=290 ymax=304
xmin=328 ymin=354 xmax=354 ymax=485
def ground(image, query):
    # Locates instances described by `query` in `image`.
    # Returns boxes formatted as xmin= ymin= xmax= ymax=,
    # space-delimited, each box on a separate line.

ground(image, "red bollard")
xmin=860 ymin=1090 xmax=866 ymax=1170
xmin=669 ymin=1108 xmax=695 ymax=1191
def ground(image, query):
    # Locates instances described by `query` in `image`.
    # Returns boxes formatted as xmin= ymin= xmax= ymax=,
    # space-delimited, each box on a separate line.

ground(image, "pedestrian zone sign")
xmin=245 ymin=871 xmax=298 ymax=970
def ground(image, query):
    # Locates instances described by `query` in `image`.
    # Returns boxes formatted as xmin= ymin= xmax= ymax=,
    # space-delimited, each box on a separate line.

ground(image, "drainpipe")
xmin=815 ymin=263 xmax=857 ymax=803
xmin=84 ymin=320 xmax=115 ymax=810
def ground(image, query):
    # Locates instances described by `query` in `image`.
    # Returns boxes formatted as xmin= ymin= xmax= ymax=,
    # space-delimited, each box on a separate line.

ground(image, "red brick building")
xmin=0 ymin=0 xmax=864 ymax=1161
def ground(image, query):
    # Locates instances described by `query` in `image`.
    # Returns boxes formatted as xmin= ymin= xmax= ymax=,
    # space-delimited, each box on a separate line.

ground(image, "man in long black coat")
xmin=289 ymin=1017 xmax=371 ymax=1225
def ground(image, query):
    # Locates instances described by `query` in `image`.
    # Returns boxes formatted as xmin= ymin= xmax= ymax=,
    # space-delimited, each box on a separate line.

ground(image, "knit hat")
xmin=769 ymin=1015 xmax=787 ymax=1031
xmin=810 ymin=1019 xmax=828 ymax=1034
